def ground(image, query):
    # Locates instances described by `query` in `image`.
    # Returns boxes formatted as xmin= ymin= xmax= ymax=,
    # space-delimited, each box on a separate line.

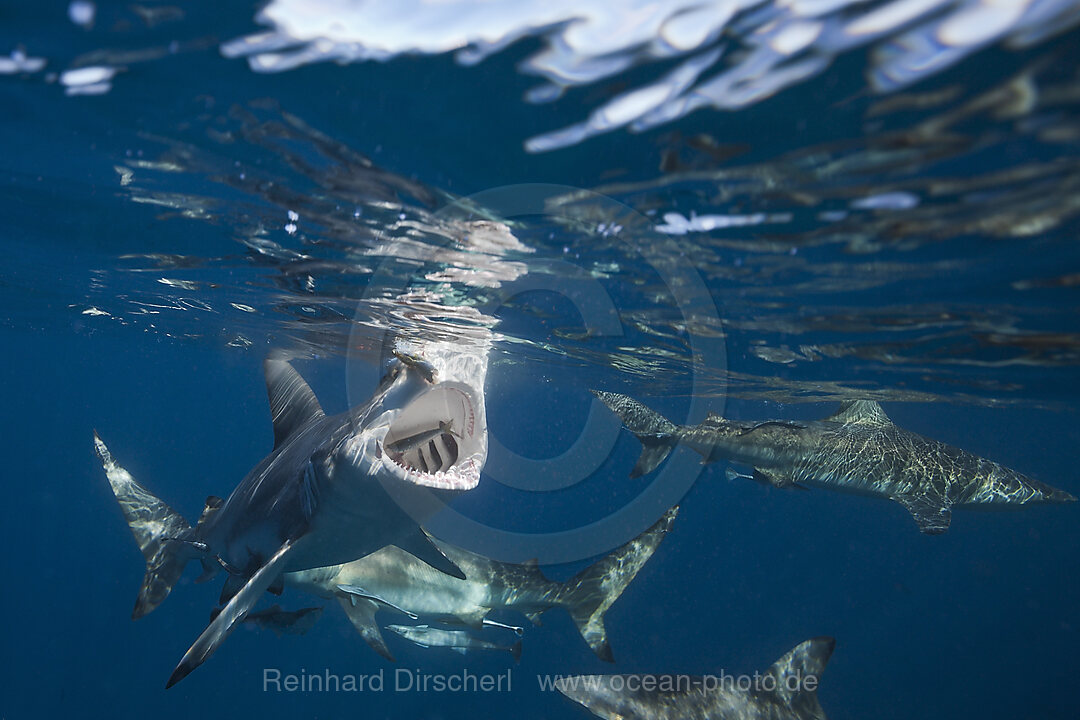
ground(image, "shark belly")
xmin=335 ymin=548 xmax=494 ymax=618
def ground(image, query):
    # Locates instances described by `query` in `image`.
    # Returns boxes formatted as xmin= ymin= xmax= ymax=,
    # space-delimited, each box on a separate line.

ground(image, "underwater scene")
xmin=2 ymin=1 xmax=1080 ymax=718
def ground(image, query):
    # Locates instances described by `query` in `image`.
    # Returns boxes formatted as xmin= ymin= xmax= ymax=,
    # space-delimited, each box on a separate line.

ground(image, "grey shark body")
xmin=556 ymin=637 xmax=835 ymax=720
xmin=231 ymin=605 xmax=323 ymax=636
xmin=596 ymin=393 xmax=1074 ymax=534
xmin=386 ymin=624 xmax=523 ymax=662
xmin=284 ymin=507 xmax=678 ymax=661
xmin=96 ymin=352 xmax=487 ymax=687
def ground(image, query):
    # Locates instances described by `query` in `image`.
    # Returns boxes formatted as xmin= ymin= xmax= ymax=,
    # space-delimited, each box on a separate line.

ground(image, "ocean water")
xmin=2 ymin=2 xmax=1080 ymax=718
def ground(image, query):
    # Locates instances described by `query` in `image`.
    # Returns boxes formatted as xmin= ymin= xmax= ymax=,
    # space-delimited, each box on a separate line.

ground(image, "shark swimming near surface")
xmin=556 ymin=637 xmax=836 ymax=720
xmin=95 ymin=350 xmax=488 ymax=687
xmin=595 ymin=393 xmax=1075 ymax=534
xmin=284 ymin=507 xmax=678 ymax=662
xmin=385 ymin=624 xmax=523 ymax=662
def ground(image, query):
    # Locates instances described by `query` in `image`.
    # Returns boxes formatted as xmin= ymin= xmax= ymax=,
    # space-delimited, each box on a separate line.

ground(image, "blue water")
xmin=2 ymin=2 xmax=1080 ymax=719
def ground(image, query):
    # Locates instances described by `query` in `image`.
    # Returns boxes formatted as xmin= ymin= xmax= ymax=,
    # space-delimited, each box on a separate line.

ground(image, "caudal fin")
xmin=592 ymin=391 xmax=680 ymax=478
xmin=94 ymin=432 xmax=197 ymax=619
xmin=558 ymin=506 xmax=679 ymax=661
xmin=764 ymin=637 xmax=835 ymax=719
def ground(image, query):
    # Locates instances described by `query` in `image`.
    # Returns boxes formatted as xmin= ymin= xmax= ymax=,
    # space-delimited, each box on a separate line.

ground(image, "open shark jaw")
xmin=377 ymin=381 xmax=482 ymax=491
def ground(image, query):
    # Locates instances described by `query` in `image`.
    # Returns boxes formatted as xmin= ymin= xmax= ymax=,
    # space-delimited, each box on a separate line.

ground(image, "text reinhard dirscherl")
xmin=263 ymin=668 xmax=512 ymax=693
xmin=262 ymin=668 xmax=820 ymax=695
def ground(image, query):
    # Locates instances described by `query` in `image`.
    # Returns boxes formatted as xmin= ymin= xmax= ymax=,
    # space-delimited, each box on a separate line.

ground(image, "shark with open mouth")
xmin=95 ymin=345 xmax=487 ymax=687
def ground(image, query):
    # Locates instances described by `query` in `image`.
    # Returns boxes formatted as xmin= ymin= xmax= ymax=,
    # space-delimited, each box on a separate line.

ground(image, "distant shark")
xmin=385 ymin=624 xmax=523 ymax=662
xmin=595 ymin=393 xmax=1075 ymax=534
xmin=226 ymin=605 xmax=323 ymax=636
xmin=96 ymin=351 xmax=487 ymax=687
xmin=556 ymin=637 xmax=835 ymax=720
xmin=284 ymin=507 xmax=678 ymax=662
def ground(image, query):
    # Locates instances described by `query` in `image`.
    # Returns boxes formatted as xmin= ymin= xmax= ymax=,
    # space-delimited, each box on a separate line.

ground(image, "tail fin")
xmin=94 ymin=432 xmax=196 ymax=619
xmin=592 ymin=391 xmax=679 ymax=478
xmin=764 ymin=637 xmax=835 ymax=719
xmin=558 ymin=506 xmax=679 ymax=662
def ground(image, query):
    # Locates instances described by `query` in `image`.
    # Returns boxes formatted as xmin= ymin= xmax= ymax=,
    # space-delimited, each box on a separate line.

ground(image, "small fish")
xmin=386 ymin=421 xmax=460 ymax=454
xmin=392 ymin=349 xmax=436 ymax=384
xmin=386 ymin=624 xmax=522 ymax=663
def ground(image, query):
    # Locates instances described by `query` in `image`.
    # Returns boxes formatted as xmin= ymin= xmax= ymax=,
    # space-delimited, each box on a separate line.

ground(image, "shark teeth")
xmin=387 ymin=451 xmax=479 ymax=491
xmin=383 ymin=427 xmax=479 ymax=491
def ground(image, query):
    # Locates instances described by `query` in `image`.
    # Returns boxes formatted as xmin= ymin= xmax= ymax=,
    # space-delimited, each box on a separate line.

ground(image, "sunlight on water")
xmin=222 ymin=0 xmax=1080 ymax=150
xmin=1 ymin=1 xmax=1077 ymax=410
xmin=66 ymin=48 xmax=1080 ymax=409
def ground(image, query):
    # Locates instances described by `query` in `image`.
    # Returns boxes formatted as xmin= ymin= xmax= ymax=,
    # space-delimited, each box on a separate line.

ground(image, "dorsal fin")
xmin=764 ymin=637 xmax=835 ymax=713
xmin=824 ymin=400 xmax=890 ymax=426
xmin=263 ymin=359 xmax=325 ymax=449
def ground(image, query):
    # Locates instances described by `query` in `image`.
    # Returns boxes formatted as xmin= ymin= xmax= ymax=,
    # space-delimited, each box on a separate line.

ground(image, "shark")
xmin=95 ymin=351 xmax=487 ymax=687
xmin=595 ymin=393 xmax=1075 ymax=534
xmin=283 ymin=507 xmax=678 ymax=662
xmin=556 ymin=637 xmax=836 ymax=720
xmin=385 ymin=624 xmax=523 ymax=662
xmin=227 ymin=605 xmax=324 ymax=636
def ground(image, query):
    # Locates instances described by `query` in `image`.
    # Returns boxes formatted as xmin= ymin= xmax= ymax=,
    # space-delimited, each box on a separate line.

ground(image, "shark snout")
xmin=1048 ymin=488 xmax=1077 ymax=504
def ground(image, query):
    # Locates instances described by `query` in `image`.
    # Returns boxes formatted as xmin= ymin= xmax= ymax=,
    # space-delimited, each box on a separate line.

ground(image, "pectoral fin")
xmin=482 ymin=619 xmax=525 ymax=637
xmin=394 ymin=530 xmax=465 ymax=580
xmin=896 ymin=495 xmax=951 ymax=534
xmin=337 ymin=596 xmax=394 ymax=662
xmin=167 ymin=540 xmax=294 ymax=688
xmin=734 ymin=464 xmax=812 ymax=492
xmin=455 ymin=608 xmax=490 ymax=630
xmin=336 ymin=585 xmax=418 ymax=619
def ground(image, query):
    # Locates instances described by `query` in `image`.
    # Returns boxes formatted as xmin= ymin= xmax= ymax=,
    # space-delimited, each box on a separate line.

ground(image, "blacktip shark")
xmin=284 ymin=507 xmax=678 ymax=662
xmin=595 ymin=392 xmax=1075 ymax=534
xmin=95 ymin=349 xmax=488 ymax=687
xmin=556 ymin=637 xmax=836 ymax=720
xmin=385 ymin=624 xmax=523 ymax=663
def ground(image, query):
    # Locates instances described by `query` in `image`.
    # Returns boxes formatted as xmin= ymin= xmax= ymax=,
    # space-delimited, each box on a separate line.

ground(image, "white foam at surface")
xmin=60 ymin=65 xmax=115 ymax=86
xmin=850 ymin=191 xmax=921 ymax=210
xmin=0 ymin=49 xmax=46 ymax=74
xmin=655 ymin=211 xmax=792 ymax=234
xmin=68 ymin=1 xmax=96 ymax=29
xmin=220 ymin=0 xmax=1080 ymax=150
